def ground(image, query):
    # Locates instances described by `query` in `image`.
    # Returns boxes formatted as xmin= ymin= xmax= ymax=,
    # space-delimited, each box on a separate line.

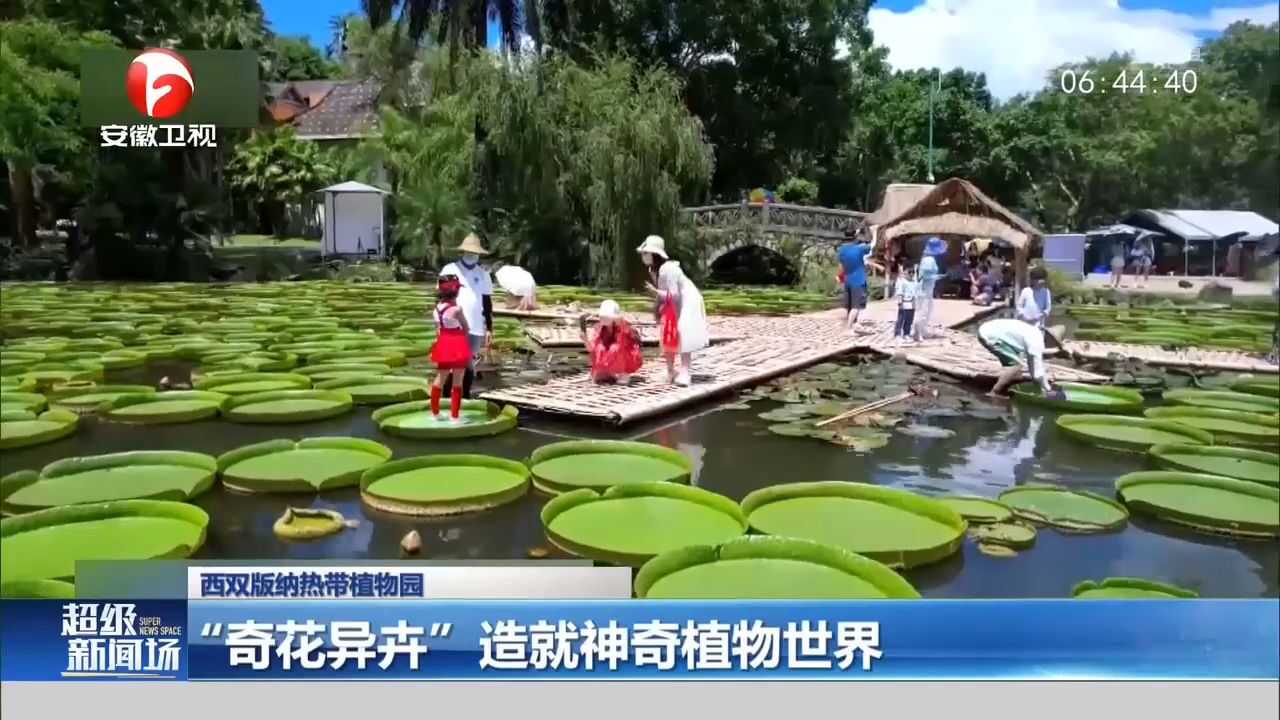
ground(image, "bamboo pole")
xmin=816 ymin=391 xmax=915 ymax=428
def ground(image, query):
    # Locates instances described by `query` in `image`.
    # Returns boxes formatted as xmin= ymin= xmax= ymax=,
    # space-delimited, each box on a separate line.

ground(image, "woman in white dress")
xmin=638 ymin=235 xmax=708 ymax=386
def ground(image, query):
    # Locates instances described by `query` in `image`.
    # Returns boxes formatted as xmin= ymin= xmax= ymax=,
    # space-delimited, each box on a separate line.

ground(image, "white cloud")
xmin=868 ymin=0 xmax=1279 ymax=98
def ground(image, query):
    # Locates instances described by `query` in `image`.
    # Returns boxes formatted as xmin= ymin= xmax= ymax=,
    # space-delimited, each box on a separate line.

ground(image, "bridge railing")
xmin=682 ymin=202 xmax=868 ymax=241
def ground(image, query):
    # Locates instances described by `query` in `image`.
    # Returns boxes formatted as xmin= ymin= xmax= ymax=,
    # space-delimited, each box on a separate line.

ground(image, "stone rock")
xmin=1177 ymin=279 xmax=1194 ymax=289
xmin=1197 ymin=281 xmax=1233 ymax=303
xmin=400 ymin=530 xmax=422 ymax=555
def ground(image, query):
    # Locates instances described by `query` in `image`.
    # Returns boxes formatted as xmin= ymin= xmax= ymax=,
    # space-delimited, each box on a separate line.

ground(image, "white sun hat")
xmin=635 ymin=235 xmax=668 ymax=259
xmin=598 ymin=299 xmax=621 ymax=319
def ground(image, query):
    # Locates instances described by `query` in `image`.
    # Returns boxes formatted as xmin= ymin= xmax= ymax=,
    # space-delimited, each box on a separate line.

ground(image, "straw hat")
xmin=635 ymin=235 xmax=668 ymax=259
xmin=598 ymin=299 xmax=621 ymax=320
xmin=455 ymin=233 xmax=490 ymax=256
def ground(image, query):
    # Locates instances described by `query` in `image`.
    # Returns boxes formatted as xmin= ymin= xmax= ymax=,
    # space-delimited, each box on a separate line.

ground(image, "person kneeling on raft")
xmin=580 ymin=300 xmax=643 ymax=384
xmin=976 ymin=316 xmax=1061 ymax=399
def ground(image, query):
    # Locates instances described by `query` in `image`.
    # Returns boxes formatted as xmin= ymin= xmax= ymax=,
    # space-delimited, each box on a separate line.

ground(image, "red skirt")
xmin=430 ymin=327 xmax=472 ymax=369
xmin=590 ymin=334 xmax=643 ymax=377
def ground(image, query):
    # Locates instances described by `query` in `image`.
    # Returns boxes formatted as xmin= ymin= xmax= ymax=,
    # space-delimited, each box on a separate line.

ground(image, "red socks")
xmin=430 ymin=385 xmax=441 ymax=415
xmin=449 ymin=387 xmax=462 ymax=419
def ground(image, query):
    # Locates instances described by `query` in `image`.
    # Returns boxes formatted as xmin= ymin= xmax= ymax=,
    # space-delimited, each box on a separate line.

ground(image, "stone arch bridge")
xmin=682 ymin=202 xmax=867 ymax=278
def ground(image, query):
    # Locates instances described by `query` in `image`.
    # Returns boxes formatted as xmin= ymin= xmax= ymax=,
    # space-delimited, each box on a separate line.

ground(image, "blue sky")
xmin=262 ymin=0 xmax=1279 ymax=97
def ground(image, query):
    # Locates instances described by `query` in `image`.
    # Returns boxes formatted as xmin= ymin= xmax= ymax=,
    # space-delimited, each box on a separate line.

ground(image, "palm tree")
xmin=361 ymin=0 xmax=524 ymax=56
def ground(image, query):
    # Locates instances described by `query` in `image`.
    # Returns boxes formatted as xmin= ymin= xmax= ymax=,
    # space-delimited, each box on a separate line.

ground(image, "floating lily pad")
xmin=315 ymin=375 xmax=434 ymax=404
xmin=898 ymin=424 xmax=956 ymax=439
xmin=976 ymin=543 xmax=1018 ymax=558
xmin=273 ymin=507 xmax=350 ymax=541
xmin=635 ymin=536 xmax=920 ymax=599
xmin=1143 ymin=406 xmax=1279 ymax=447
xmin=296 ymin=363 xmax=395 ymax=381
xmin=218 ymin=437 xmax=392 ymax=493
xmin=97 ymin=390 xmax=230 ymax=424
xmin=1162 ymin=388 xmax=1277 ymax=414
xmin=1232 ymin=377 xmax=1280 ymax=399
xmin=1011 ymin=382 xmax=1144 ymax=414
xmin=0 ymin=579 xmax=76 ymax=598
xmin=542 ymin=482 xmax=747 ymax=566
xmin=997 ymin=484 xmax=1128 ymax=533
xmin=758 ymin=406 xmax=815 ymax=422
xmin=0 ymin=409 xmax=79 ymax=450
xmin=528 ymin=440 xmax=692 ymax=495
xmin=968 ymin=521 xmax=1037 ymax=548
xmin=939 ymin=495 xmax=1014 ymax=523
xmin=742 ymin=482 xmax=966 ymax=568
xmin=1 ymin=451 xmax=217 ymax=513
xmin=1070 ymin=577 xmax=1199 ymax=599
xmin=370 ymin=399 xmax=519 ymax=439
xmin=0 ymin=500 xmax=209 ymax=583
xmin=1056 ymin=414 xmax=1213 ymax=453
xmin=0 ymin=391 xmax=47 ymax=414
xmin=361 ymin=455 xmax=530 ymax=516
xmin=1148 ymin=444 xmax=1279 ymax=486
xmin=220 ymin=389 xmax=354 ymax=424
xmin=1114 ymin=471 xmax=1279 ymax=539
xmin=767 ymin=422 xmax=815 ymax=437
xmin=192 ymin=372 xmax=311 ymax=395
xmin=307 ymin=348 xmax=407 ymax=367
xmin=46 ymin=384 xmax=157 ymax=413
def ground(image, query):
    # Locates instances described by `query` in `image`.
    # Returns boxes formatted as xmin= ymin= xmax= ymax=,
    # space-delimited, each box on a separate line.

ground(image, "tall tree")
xmin=361 ymin=0 xmax=525 ymax=60
xmin=265 ymin=35 xmax=343 ymax=81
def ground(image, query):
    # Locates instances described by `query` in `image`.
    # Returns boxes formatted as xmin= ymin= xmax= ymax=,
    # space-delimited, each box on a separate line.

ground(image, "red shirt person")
xmin=580 ymin=300 xmax=643 ymax=384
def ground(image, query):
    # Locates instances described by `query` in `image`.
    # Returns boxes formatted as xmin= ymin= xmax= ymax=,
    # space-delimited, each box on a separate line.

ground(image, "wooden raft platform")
xmin=1063 ymin=341 xmax=1280 ymax=375
xmin=524 ymin=324 xmax=740 ymax=348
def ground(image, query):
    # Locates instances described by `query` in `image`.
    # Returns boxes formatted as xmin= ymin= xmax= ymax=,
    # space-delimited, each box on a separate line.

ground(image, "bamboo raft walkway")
xmin=1062 ymin=341 xmax=1280 ymax=375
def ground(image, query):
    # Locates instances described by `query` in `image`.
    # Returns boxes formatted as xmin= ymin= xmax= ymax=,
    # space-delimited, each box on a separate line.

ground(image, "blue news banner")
xmin=1 ymin=597 xmax=1277 ymax=681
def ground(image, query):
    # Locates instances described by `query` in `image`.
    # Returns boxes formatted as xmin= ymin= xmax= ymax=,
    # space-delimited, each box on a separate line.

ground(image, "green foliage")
xmin=777 ymin=178 xmax=820 ymax=205
xmin=227 ymin=126 xmax=337 ymax=235
xmin=265 ymin=35 xmax=342 ymax=81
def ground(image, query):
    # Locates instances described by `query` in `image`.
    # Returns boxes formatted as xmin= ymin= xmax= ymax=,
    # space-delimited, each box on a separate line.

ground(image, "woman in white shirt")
xmin=638 ymin=235 xmax=708 ymax=386
xmin=977 ymin=317 xmax=1057 ymax=398
xmin=1016 ymin=267 xmax=1052 ymax=329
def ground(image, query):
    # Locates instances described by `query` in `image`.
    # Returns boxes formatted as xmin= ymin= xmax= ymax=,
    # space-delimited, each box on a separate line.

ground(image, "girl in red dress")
xmin=429 ymin=275 xmax=473 ymax=419
xmin=579 ymin=300 xmax=643 ymax=384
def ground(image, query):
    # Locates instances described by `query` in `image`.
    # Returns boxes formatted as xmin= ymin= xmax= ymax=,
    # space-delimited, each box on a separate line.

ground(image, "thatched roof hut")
xmin=864 ymin=183 xmax=935 ymax=229
xmin=877 ymin=177 xmax=1044 ymax=288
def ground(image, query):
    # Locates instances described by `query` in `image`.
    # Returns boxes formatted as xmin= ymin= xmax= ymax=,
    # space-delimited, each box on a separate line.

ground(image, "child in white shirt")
xmin=893 ymin=258 xmax=920 ymax=338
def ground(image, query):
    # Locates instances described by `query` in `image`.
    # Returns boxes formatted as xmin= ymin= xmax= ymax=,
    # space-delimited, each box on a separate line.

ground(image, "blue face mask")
xmin=460 ymin=253 xmax=479 ymax=267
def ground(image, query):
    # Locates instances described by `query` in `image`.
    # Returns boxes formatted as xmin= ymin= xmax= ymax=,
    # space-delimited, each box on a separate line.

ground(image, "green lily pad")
xmin=296 ymin=362 xmax=395 ymax=381
xmin=1070 ymin=577 xmax=1199 ymax=599
xmin=997 ymin=484 xmax=1128 ymax=533
xmin=767 ymin=422 xmax=816 ymax=437
xmin=0 ymin=500 xmax=208 ymax=583
xmin=192 ymin=372 xmax=311 ymax=396
xmin=273 ymin=507 xmax=350 ymax=541
xmin=1114 ymin=471 xmax=1280 ymax=539
xmin=898 ymin=424 xmax=956 ymax=439
xmin=968 ymin=521 xmax=1037 ymax=548
xmin=758 ymin=407 xmax=816 ymax=422
xmin=0 ymin=409 xmax=79 ymax=450
xmin=635 ymin=536 xmax=920 ymax=599
xmin=1148 ymin=444 xmax=1279 ymax=486
xmin=314 ymin=375 xmax=434 ymax=405
xmin=1011 ymin=382 xmax=1144 ymax=414
xmin=1232 ymin=377 xmax=1280 ymax=399
xmin=1162 ymin=388 xmax=1277 ymax=414
xmin=218 ymin=437 xmax=392 ymax=493
xmin=361 ymin=455 xmax=530 ymax=516
xmin=528 ymin=440 xmax=692 ymax=495
xmin=1143 ymin=406 xmax=1279 ymax=447
xmin=742 ymin=482 xmax=966 ymax=568
xmin=220 ymin=389 xmax=354 ymax=424
xmin=0 ymin=579 xmax=76 ymax=598
xmin=1 ymin=451 xmax=217 ymax=512
xmin=976 ymin=543 xmax=1018 ymax=558
xmin=46 ymin=384 xmax=157 ymax=413
xmin=939 ymin=495 xmax=1014 ymax=523
xmin=0 ymin=391 xmax=47 ymax=414
xmin=542 ymin=482 xmax=747 ymax=567
xmin=1056 ymin=414 xmax=1213 ymax=453
xmin=97 ymin=390 xmax=229 ymax=424
xmin=371 ymin=399 xmax=519 ymax=439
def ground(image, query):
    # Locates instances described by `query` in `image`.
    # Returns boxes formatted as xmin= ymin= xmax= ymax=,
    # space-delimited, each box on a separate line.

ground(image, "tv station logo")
xmin=125 ymin=48 xmax=195 ymax=118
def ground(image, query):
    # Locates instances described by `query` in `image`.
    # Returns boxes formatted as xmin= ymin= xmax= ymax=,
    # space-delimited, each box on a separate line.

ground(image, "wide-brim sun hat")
xmin=598 ymin=299 xmax=621 ymax=319
xmin=455 ymin=233 xmax=490 ymax=256
xmin=636 ymin=235 xmax=668 ymax=259
xmin=924 ymin=236 xmax=948 ymax=256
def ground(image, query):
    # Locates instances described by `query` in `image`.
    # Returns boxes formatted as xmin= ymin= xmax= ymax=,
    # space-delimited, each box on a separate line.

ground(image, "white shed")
xmin=318 ymin=181 xmax=390 ymax=258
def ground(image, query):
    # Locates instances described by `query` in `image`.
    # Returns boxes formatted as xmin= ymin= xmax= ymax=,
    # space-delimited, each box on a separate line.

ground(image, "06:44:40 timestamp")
xmin=1060 ymin=69 xmax=1198 ymax=95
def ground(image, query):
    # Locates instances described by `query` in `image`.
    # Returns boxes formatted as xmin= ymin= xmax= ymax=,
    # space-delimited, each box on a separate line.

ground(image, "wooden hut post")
xmin=1014 ymin=244 xmax=1029 ymax=298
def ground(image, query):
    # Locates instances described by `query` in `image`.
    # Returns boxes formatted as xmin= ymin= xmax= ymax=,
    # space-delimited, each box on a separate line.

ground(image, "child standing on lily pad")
xmin=429 ymin=274 xmax=472 ymax=420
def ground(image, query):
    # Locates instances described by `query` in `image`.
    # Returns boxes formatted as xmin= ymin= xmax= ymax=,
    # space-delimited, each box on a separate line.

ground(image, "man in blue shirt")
xmin=837 ymin=231 xmax=880 ymax=333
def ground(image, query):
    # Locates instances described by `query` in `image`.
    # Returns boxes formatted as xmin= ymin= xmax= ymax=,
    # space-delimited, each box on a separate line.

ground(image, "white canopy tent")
xmin=317 ymin=181 xmax=390 ymax=258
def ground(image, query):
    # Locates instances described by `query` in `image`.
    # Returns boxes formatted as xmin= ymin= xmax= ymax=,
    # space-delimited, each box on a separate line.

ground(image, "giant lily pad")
xmin=1011 ymin=382 xmax=1144 ymax=414
xmin=273 ymin=507 xmax=350 ymax=541
xmin=1056 ymin=414 xmax=1213 ymax=453
xmin=0 ymin=391 xmax=47 ymax=414
xmin=1143 ymin=406 xmax=1279 ymax=447
xmin=371 ymin=399 xmax=518 ymax=439
xmin=938 ymin=495 xmax=1014 ymax=524
xmin=192 ymin=372 xmax=311 ymax=395
xmin=306 ymin=348 xmax=407 ymax=367
xmin=635 ymin=536 xmax=920 ymax=599
xmin=0 ymin=409 xmax=79 ymax=450
xmin=220 ymin=389 xmax=354 ymax=424
xmin=97 ymin=390 xmax=229 ymax=424
xmin=1114 ymin=471 xmax=1279 ymax=539
xmin=0 ymin=579 xmax=76 ymax=598
xmin=218 ymin=437 xmax=392 ymax=493
xmin=1070 ymin=577 xmax=1199 ymax=599
xmin=997 ymin=484 xmax=1128 ymax=533
xmin=361 ymin=455 xmax=530 ymax=516
xmin=542 ymin=482 xmax=747 ymax=566
xmin=528 ymin=440 xmax=693 ymax=495
xmin=742 ymin=482 xmax=966 ymax=568
xmin=968 ymin=521 xmax=1037 ymax=548
xmin=315 ymin=375 xmax=434 ymax=405
xmin=1162 ymin=388 xmax=1277 ymax=414
xmin=0 ymin=500 xmax=209 ymax=583
xmin=46 ymin=384 xmax=157 ymax=413
xmin=1148 ymin=444 xmax=1279 ymax=486
xmin=297 ymin=362 xmax=393 ymax=381
xmin=1 ymin=451 xmax=217 ymax=512
xmin=1232 ymin=377 xmax=1280 ymax=399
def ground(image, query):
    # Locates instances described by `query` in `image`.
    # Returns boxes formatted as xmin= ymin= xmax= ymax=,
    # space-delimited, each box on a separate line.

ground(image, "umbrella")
xmin=495 ymin=266 xmax=535 ymax=298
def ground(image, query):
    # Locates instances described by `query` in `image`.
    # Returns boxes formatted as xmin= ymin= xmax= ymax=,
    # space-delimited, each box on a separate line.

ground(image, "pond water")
xmin=4 ymin=352 xmax=1276 ymax=599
